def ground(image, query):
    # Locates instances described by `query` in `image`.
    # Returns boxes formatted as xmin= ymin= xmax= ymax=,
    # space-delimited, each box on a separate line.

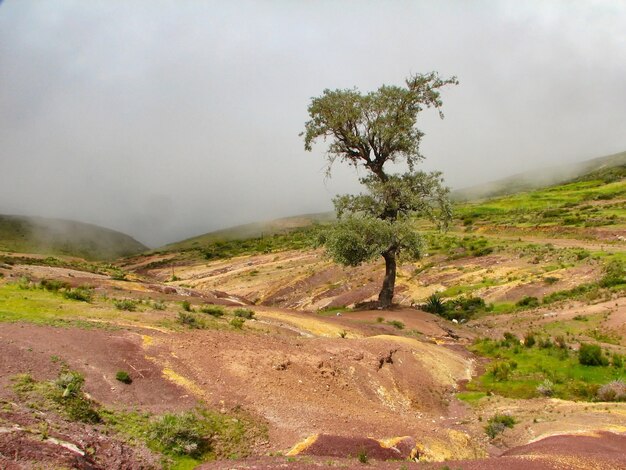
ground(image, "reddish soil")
xmin=0 ymin=324 xmax=197 ymax=413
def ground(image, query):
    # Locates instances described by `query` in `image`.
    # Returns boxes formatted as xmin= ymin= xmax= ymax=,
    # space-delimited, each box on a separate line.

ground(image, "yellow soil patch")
xmin=256 ymin=310 xmax=360 ymax=338
xmin=286 ymin=434 xmax=319 ymax=456
xmin=419 ymin=429 xmax=486 ymax=462
xmin=162 ymin=367 xmax=205 ymax=399
xmin=376 ymin=436 xmax=412 ymax=448
xmin=141 ymin=334 xmax=153 ymax=347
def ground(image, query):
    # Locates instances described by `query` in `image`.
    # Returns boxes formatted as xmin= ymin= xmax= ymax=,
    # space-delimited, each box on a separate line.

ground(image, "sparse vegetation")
xmin=63 ymin=286 xmax=94 ymax=302
xmin=201 ymin=305 xmax=225 ymax=317
xmin=233 ymin=308 xmax=255 ymax=319
xmin=115 ymin=370 xmax=132 ymax=384
xmin=113 ymin=298 xmax=138 ymax=311
xmin=177 ymin=312 xmax=204 ymax=329
xmin=230 ymin=317 xmax=245 ymax=329
xmin=485 ymin=414 xmax=516 ymax=439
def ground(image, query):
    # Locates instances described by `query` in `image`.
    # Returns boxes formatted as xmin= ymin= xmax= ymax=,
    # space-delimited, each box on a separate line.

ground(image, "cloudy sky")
xmin=1 ymin=0 xmax=625 ymax=246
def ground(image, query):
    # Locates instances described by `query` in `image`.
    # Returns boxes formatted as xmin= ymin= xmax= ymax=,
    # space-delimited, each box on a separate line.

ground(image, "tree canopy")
xmin=303 ymin=72 xmax=457 ymax=307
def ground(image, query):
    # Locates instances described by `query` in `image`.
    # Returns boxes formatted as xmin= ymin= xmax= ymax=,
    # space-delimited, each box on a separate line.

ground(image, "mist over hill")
xmin=452 ymin=150 xmax=626 ymax=201
xmin=0 ymin=215 xmax=147 ymax=260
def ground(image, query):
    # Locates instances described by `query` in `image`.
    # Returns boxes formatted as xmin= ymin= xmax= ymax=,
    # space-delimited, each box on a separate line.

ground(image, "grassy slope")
xmin=161 ymin=212 xmax=333 ymax=252
xmin=452 ymin=149 xmax=626 ymax=201
xmin=0 ymin=215 xmax=147 ymax=260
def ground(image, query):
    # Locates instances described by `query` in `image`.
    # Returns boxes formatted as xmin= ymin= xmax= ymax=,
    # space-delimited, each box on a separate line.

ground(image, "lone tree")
xmin=302 ymin=72 xmax=457 ymax=308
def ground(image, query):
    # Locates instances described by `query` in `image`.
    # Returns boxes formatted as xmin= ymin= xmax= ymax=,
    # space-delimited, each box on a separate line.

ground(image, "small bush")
xmin=200 ymin=305 xmax=225 ymax=317
xmin=177 ymin=312 xmax=204 ymax=329
xmin=54 ymin=371 xmax=100 ymax=423
xmin=233 ymin=308 xmax=255 ymax=319
xmin=485 ymin=414 xmax=516 ymax=439
xmin=152 ymin=300 xmax=166 ymax=310
xmin=63 ymin=287 xmax=93 ymax=302
xmin=578 ymin=343 xmax=608 ymax=366
xmin=613 ymin=353 xmax=624 ymax=369
xmin=113 ymin=299 xmax=137 ymax=311
xmin=357 ymin=449 xmax=368 ymax=463
xmin=543 ymin=276 xmax=559 ymax=285
xmin=376 ymin=316 xmax=384 ymax=323
xmin=230 ymin=317 xmax=245 ymax=329
xmin=115 ymin=371 xmax=132 ymax=384
xmin=516 ymin=296 xmax=539 ymax=308
xmin=524 ymin=332 xmax=536 ymax=348
xmin=600 ymin=260 xmax=625 ymax=288
xmin=422 ymin=294 xmax=446 ymax=315
xmin=536 ymin=379 xmax=554 ymax=397
xmin=181 ymin=300 xmax=193 ymax=312
xmin=596 ymin=380 xmax=626 ymax=402
xmin=386 ymin=320 xmax=405 ymax=330
xmin=489 ymin=361 xmax=516 ymax=381
xmin=40 ymin=278 xmax=70 ymax=292
xmin=148 ymin=411 xmax=210 ymax=457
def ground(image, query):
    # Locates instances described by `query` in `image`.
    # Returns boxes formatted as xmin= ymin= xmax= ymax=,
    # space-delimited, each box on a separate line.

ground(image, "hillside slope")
xmin=0 ymin=214 xmax=147 ymax=260
xmin=452 ymin=149 xmax=626 ymax=201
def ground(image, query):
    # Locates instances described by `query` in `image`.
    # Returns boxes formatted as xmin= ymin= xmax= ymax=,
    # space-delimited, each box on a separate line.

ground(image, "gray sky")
xmin=1 ymin=0 xmax=625 ymax=246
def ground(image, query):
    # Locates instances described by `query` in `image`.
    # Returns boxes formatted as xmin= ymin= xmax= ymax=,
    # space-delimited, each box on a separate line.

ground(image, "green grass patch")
xmin=467 ymin=338 xmax=625 ymax=400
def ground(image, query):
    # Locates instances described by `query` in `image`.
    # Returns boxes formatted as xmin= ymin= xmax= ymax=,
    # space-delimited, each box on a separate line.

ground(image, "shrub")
xmin=113 ymin=299 xmax=137 ymax=311
xmin=177 ymin=312 xmax=204 ymax=329
xmin=523 ymin=332 xmax=536 ymax=348
xmin=63 ymin=287 xmax=93 ymax=302
xmin=376 ymin=316 xmax=384 ymax=323
xmin=578 ymin=343 xmax=608 ymax=366
xmin=485 ymin=414 xmax=516 ymax=439
xmin=543 ymin=276 xmax=559 ymax=285
xmin=339 ymin=330 xmax=348 ymax=338
xmin=386 ymin=320 xmax=405 ymax=330
xmin=422 ymin=294 xmax=446 ymax=315
xmin=536 ymin=379 xmax=554 ymax=397
xmin=233 ymin=308 xmax=255 ymax=319
xmin=152 ymin=300 xmax=166 ymax=310
xmin=230 ymin=317 xmax=245 ymax=329
xmin=613 ymin=353 xmax=624 ymax=369
xmin=148 ymin=411 xmax=210 ymax=457
xmin=40 ymin=278 xmax=70 ymax=292
xmin=501 ymin=332 xmax=519 ymax=347
xmin=357 ymin=449 xmax=368 ymax=463
xmin=115 ymin=371 xmax=132 ymax=384
xmin=596 ymin=380 xmax=626 ymax=402
xmin=599 ymin=260 xmax=625 ymax=288
xmin=200 ymin=305 xmax=225 ymax=317
xmin=489 ymin=361 xmax=516 ymax=381
xmin=516 ymin=296 xmax=539 ymax=308
xmin=181 ymin=300 xmax=193 ymax=312
xmin=54 ymin=371 xmax=100 ymax=423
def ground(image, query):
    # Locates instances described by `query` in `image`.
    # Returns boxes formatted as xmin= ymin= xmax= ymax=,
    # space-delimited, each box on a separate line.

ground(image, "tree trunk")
xmin=378 ymin=249 xmax=397 ymax=308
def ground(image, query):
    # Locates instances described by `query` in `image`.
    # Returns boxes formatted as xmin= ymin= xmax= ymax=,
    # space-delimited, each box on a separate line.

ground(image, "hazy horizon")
xmin=1 ymin=1 xmax=625 ymax=246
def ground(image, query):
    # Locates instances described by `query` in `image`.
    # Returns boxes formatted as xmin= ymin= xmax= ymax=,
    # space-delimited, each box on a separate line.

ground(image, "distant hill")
xmin=161 ymin=212 xmax=334 ymax=251
xmin=0 ymin=215 xmax=147 ymax=260
xmin=452 ymin=150 xmax=626 ymax=201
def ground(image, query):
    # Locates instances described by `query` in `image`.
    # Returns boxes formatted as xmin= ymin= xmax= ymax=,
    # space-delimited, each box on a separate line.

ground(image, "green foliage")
xmin=422 ymin=294 xmax=487 ymax=321
xmin=578 ymin=344 xmax=609 ymax=366
xmin=468 ymin=338 xmax=622 ymax=400
xmin=152 ymin=300 xmax=166 ymax=310
xmin=177 ymin=312 xmax=204 ymax=329
xmin=230 ymin=317 xmax=245 ymax=329
xmin=386 ymin=320 xmax=405 ymax=329
xmin=422 ymin=294 xmax=446 ymax=314
xmin=181 ymin=300 xmax=193 ymax=312
xmin=524 ymin=332 xmax=536 ymax=348
xmin=599 ymin=260 xmax=625 ymax=288
xmin=39 ymin=278 xmax=70 ymax=292
xmin=62 ymin=286 xmax=94 ymax=302
xmin=113 ymin=299 xmax=137 ymax=311
xmin=115 ymin=371 xmax=132 ymax=384
xmin=200 ymin=305 xmax=225 ymax=317
xmin=51 ymin=370 xmax=101 ymax=423
xmin=233 ymin=308 xmax=255 ymax=319
xmin=357 ymin=449 xmax=368 ymax=464
xmin=148 ymin=411 xmax=211 ymax=457
xmin=485 ymin=414 xmax=516 ymax=439
xmin=516 ymin=296 xmax=539 ymax=308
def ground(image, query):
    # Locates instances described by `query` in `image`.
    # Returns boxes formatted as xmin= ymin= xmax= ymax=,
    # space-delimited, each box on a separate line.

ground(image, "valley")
xmin=0 ymin=162 xmax=625 ymax=469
